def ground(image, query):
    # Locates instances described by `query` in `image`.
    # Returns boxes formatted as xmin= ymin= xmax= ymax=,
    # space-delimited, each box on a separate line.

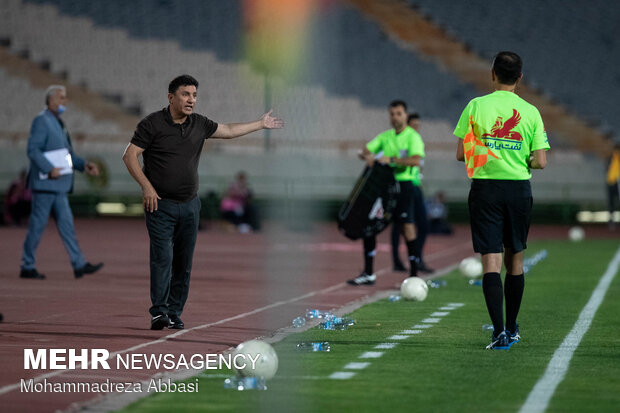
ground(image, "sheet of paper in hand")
xmin=39 ymin=148 xmax=73 ymax=180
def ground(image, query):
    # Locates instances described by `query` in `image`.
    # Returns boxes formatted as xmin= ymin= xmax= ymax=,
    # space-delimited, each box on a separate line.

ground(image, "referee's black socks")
xmin=482 ymin=272 xmax=504 ymax=335
xmin=363 ymin=236 xmax=376 ymax=275
xmin=406 ymin=239 xmax=419 ymax=277
xmin=504 ymin=273 xmax=524 ymax=332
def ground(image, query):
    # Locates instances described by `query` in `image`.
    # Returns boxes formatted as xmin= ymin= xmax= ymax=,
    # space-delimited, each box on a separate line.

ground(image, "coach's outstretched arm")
xmin=211 ymin=110 xmax=284 ymax=139
xmin=122 ymin=143 xmax=161 ymax=213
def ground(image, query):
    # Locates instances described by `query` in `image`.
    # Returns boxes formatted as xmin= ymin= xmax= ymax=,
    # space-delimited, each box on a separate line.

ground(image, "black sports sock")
xmin=413 ymin=238 xmax=423 ymax=263
xmin=406 ymin=239 xmax=419 ymax=277
xmin=482 ymin=272 xmax=504 ymax=335
xmin=504 ymin=273 xmax=524 ymax=332
xmin=363 ymin=236 xmax=376 ymax=275
xmin=391 ymin=223 xmax=402 ymax=264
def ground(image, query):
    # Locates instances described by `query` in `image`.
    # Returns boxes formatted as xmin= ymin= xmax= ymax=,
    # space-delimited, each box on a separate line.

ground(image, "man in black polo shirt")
xmin=122 ymin=74 xmax=283 ymax=330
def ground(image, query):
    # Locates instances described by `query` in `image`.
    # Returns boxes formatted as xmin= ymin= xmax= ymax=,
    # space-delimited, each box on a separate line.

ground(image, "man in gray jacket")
xmin=20 ymin=85 xmax=103 ymax=279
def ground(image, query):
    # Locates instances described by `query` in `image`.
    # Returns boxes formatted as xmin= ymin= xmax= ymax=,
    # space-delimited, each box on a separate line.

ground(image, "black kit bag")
xmin=338 ymin=163 xmax=399 ymax=240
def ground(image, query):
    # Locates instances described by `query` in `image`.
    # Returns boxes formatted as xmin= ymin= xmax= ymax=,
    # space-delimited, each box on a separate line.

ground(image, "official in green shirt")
xmin=391 ymin=113 xmax=434 ymax=274
xmin=454 ymin=51 xmax=549 ymax=350
xmin=348 ymin=100 xmax=424 ymax=286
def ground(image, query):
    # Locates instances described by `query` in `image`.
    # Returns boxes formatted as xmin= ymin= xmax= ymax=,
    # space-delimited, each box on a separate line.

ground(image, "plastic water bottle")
xmin=223 ymin=376 xmax=267 ymax=390
xmin=296 ymin=342 xmax=331 ymax=352
xmin=468 ymin=279 xmax=482 ymax=286
xmin=389 ymin=295 xmax=402 ymax=302
xmin=427 ymin=280 xmax=447 ymax=288
xmin=305 ymin=309 xmax=333 ymax=319
xmin=324 ymin=314 xmax=355 ymax=326
xmin=318 ymin=319 xmax=348 ymax=330
xmin=292 ymin=316 xmax=306 ymax=328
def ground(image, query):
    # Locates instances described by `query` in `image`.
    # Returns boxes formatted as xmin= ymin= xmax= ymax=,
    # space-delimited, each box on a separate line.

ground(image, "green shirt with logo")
xmin=366 ymin=126 xmax=425 ymax=184
xmin=453 ymin=90 xmax=550 ymax=180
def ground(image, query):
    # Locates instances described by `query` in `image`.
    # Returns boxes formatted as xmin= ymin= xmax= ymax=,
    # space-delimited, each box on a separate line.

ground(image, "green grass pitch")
xmin=121 ymin=239 xmax=620 ymax=413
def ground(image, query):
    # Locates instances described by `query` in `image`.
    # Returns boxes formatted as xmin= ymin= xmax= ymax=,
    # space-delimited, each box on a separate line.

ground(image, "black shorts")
xmin=468 ymin=179 xmax=532 ymax=254
xmin=394 ymin=181 xmax=416 ymax=224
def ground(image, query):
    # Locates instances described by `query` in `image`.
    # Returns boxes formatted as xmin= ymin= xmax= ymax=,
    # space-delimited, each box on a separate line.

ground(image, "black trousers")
xmin=145 ymin=196 xmax=201 ymax=317
xmin=391 ymin=185 xmax=429 ymax=261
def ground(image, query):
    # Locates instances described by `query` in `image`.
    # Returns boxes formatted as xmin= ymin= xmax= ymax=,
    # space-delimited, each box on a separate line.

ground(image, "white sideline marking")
xmin=330 ymin=372 xmax=356 ymax=380
xmin=375 ymin=343 xmax=397 ymax=349
xmin=328 ymin=301 xmax=466 ymax=383
xmin=0 ymin=281 xmax=349 ymax=396
xmin=446 ymin=303 xmax=465 ymax=307
xmin=439 ymin=306 xmax=454 ymax=311
xmin=401 ymin=330 xmax=422 ymax=335
xmin=344 ymin=362 xmax=370 ymax=370
xmin=519 ymin=245 xmax=620 ymax=413
xmin=359 ymin=351 xmax=384 ymax=359
xmin=430 ymin=311 xmax=449 ymax=317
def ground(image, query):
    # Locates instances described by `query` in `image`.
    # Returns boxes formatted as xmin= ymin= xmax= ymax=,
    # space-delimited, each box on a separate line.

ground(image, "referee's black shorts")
xmin=468 ymin=179 xmax=532 ymax=254
xmin=394 ymin=181 xmax=416 ymax=224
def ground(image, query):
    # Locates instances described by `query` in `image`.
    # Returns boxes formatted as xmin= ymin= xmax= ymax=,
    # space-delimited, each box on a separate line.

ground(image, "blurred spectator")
xmin=426 ymin=191 xmax=453 ymax=235
xmin=607 ymin=142 xmax=620 ymax=229
xmin=407 ymin=112 xmax=421 ymax=133
xmin=4 ymin=169 xmax=32 ymax=226
xmin=220 ymin=171 xmax=260 ymax=232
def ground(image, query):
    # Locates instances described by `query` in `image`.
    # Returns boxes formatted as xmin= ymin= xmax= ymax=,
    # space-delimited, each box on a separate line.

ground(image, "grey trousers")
xmin=145 ymin=196 xmax=200 ymax=317
xmin=22 ymin=191 xmax=86 ymax=271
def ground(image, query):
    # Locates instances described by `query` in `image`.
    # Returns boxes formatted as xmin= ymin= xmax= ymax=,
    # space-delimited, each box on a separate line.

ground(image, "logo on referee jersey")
xmin=482 ymin=109 xmax=523 ymax=142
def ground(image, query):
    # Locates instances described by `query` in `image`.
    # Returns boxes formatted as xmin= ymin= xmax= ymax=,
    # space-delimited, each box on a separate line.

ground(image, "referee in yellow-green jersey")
xmin=348 ymin=100 xmax=424 ymax=286
xmin=454 ymin=51 xmax=549 ymax=350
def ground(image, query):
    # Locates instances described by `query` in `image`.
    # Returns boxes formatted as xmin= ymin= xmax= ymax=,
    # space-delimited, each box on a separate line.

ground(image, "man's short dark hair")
xmin=168 ymin=75 xmax=199 ymax=94
xmin=492 ymin=51 xmax=522 ymax=85
xmin=389 ymin=100 xmax=408 ymax=111
xmin=408 ymin=113 xmax=420 ymax=123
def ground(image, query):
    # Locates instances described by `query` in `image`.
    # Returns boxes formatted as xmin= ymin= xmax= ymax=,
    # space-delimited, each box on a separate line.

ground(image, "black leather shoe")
xmin=151 ymin=313 xmax=170 ymax=330
xmin=20 ymin=268 xmax=46 ymax=279
xmin=74 ymin=262 xmax=104 ymax=279
xmin=168 ymin=314 xmax=184 ymax=329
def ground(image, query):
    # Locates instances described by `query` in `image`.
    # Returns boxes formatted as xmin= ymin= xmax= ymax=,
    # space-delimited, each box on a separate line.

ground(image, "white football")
xmin=400 ymin=277 xmax=429 ymax=301
xmin=232 ymin=340 xmax=279 ymax=380
xmin=568 ymin=226 xmax=585 ymax=242
xmin=459 ymin=257 xmax=483 ymax=278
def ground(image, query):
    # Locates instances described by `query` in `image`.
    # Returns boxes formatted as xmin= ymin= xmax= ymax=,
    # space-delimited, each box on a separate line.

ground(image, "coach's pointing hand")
xmin=143 ymin=185 xmax=161 ymax=213
xmin=261 ymin=109 xmax=284 ymax=129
